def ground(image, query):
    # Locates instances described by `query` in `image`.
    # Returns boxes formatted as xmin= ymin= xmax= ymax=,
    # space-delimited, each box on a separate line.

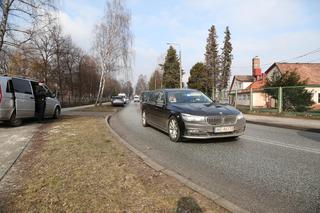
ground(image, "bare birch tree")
xmin=93 ymin=0 xmax=133 ymax=106
xmin=0 ymin=0 xmax=56 ymax=53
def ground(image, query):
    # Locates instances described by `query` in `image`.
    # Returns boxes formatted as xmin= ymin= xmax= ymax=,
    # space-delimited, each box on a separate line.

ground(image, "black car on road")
xmin=141 ymin=89 xmax=246 ymax=142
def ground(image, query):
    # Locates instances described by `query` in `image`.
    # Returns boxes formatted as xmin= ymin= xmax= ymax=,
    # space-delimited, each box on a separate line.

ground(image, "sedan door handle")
xmin=30 ymin=97 xmax=35 ymax=100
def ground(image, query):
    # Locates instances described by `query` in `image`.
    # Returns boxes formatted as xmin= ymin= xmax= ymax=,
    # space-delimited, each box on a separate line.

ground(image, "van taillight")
xmin=0 ymin=84 xmax=2 ymax=104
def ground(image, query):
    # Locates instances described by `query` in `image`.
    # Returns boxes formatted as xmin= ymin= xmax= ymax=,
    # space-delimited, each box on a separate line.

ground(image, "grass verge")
xmin=0 ymin=114 xmax=226 ymax=212
xmin=75 ymin=104 xmax=117 ymax=112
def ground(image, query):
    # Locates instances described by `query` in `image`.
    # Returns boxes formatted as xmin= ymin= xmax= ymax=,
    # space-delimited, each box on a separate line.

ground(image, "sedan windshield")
xmin=167 ymin=91 xmax=213 ymax=104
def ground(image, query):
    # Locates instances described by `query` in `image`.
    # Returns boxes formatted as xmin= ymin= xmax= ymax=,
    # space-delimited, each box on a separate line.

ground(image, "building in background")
xmin=229 ymin=57 xmax=320 ymax=108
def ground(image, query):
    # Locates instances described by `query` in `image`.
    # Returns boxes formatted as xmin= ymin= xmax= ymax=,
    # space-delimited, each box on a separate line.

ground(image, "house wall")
xmin=236 ymin=93 xmax=250 ymax=106
xmin=231 ymin=80 xmax=253 ymax=91
xmin=307 ymin=87 xmax=320 ymax=104
xmin=235 ymin=92 xmax=268 ymax=107
xmin=267 ymin=66 xmax=281 ymax=81
xmin=252 ymin=92 xmax=268 ymax=107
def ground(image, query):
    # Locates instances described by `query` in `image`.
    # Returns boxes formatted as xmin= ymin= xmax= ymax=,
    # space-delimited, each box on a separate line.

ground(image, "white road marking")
xmin=242 ymin=135 xmax=320 ymax=154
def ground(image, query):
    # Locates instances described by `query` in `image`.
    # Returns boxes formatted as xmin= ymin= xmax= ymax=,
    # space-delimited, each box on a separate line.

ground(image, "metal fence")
xmin=227 ymin=85 xmax=320 ymax=117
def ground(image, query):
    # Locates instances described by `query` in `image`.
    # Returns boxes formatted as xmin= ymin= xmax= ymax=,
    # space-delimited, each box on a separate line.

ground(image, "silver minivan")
xmin=0 ymin=75 xmax=61 ymax=126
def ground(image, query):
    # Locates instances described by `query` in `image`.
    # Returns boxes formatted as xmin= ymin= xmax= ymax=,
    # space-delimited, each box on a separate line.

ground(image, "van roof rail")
xmin=0 ymin=74 xmax=39 ymax=82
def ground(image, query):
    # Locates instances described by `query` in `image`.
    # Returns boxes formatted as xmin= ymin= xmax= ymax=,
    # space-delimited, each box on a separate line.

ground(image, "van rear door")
xmin=12 ymin=78 xmax=35 ymax=118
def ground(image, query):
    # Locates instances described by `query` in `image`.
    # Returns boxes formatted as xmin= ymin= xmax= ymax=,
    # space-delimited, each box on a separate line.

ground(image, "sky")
xmin=58 ymin=0 xmax=320 ymax=85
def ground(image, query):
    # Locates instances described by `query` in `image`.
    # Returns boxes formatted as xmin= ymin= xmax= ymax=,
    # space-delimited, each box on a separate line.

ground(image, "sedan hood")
xmin=168 ymin=103 xmax=240 ymax=116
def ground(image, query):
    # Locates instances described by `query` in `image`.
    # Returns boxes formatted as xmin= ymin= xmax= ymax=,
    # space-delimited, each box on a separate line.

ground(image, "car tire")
xmin=9 ymin=111 xmax=22 ymax=127
xmin=142 ymin=110 xmax=149 ymax=127
xmin=168 ymin=116 xmax=182 ymax=142
xmin=53 ymin=107 xmax=60 ymax=119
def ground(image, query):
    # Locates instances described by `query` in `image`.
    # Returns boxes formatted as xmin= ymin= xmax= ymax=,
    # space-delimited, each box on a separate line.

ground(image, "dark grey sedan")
xmin=141 ymin=89 xmax=246 ymax=142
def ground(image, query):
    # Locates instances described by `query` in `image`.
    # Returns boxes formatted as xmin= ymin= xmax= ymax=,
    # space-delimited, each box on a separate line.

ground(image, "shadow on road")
xmin=297 ymin=130 xmax=320 ymax=142
xmin=0 ymin=117 xmax=62 ymax=129
xmin=176 ymin=197 xmax=203 ymax=213
xmin=183 ymin=137 xmax=239 ymax=144
xmin=147 ymin=125 xmax=239 ymax=144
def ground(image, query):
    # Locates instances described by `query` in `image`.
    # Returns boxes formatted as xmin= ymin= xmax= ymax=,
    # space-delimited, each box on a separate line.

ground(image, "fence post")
xmin=278 ymin=87 xmax=283 ymax=113
xmin=250 ymin=88 xmax=253 ymax=111
xmin=235 ymin=89 xmax=238 ymax=108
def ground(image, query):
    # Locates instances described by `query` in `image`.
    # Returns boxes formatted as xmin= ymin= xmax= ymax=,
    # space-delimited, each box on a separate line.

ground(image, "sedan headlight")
xmin=181 ymin=113 xmax=206 ymax=122
xmin=236 ymin=112 xmax=244 ymax=120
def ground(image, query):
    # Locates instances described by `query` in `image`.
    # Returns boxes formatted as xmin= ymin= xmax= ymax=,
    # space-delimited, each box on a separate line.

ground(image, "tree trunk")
xmin=0 ymin=0 xmax=10 ymax=52
xmin=95 ymin=71 xmax=105 ymax=106
xmin=99 ymin=77 xmax=106 ymax=106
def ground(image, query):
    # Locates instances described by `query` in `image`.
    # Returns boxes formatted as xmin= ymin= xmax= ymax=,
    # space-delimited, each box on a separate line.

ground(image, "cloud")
xmin=58 ymin=0 xmax=320 ymax=86
xmin=58 ymin=0 xmax=104 ymax=51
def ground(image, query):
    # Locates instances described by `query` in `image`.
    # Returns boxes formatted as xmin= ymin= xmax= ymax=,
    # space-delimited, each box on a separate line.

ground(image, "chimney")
xmin=252 ymin=56 xmax=262 ymax=81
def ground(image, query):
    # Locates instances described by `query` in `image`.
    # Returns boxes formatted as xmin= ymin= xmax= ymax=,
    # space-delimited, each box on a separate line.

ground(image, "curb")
xmin=105 ymin=115 xmax=249 ymax=213
xmin=246 ymin=120 xmax=320 ymax=133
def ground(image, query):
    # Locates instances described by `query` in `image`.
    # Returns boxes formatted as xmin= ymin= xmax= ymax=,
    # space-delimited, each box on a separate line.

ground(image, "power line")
xmin=277 ymin=48 xmax=320 ymax=63
xmin=231 ymin=47 xmax=320 ymax=69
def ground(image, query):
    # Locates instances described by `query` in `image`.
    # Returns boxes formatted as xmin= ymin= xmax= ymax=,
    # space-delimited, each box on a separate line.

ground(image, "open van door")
xmin=12 ymin=78 xmax=35 ymax=118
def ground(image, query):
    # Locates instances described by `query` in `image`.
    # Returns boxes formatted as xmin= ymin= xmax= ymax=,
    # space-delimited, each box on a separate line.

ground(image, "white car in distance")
xmin=118 ymin=93 xmax=128 ymax=104
xmin=134 ymin=95 xmax=140 ymax=102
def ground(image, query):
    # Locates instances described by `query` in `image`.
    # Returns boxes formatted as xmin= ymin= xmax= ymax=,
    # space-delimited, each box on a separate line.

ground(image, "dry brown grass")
xmin=0 ymin=115 xmax=227 ymax=213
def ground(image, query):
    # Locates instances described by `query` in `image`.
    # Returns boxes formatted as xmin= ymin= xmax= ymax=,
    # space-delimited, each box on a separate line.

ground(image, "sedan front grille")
xmin=206 ymin=115 xmax=237 ymax=126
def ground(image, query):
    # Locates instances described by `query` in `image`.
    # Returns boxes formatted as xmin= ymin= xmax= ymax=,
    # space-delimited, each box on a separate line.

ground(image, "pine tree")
xmin=162 ymin=46 xmax=180 ymax=88
xmin=205 ymin=25 xmax=220 ymax=100
xmin=187 ymin=62 xmax=207 ymax=94
xmin=220 ymin=26 xmax=233 ymax=93
xmin=148 ymin=69 xmax=162 ymax=90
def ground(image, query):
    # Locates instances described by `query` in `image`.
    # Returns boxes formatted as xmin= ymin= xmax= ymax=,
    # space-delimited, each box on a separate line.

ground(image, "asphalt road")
xmin=0 ymin=121 xmax=40 ymax=181
xmin=110 ymin=103 xmax=320 ymax=213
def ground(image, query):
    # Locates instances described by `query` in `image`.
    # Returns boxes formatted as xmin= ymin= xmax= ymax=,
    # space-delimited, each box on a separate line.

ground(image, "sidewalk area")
xmin=245 ymin=114 xmax=320 ymax=132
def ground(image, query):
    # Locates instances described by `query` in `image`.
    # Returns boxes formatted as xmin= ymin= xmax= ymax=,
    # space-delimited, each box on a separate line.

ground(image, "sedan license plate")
xmin=214 ymin=126 xmax=234 ymax=133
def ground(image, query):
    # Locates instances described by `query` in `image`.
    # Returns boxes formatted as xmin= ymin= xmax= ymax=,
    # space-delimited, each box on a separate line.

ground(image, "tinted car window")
xmin=156 ymin=91 xmax=165 ymax=104
xmin=167 ymin=91 xmax=212 ymax=104
xmin=6 ymin=80 xmax=14 ymax=93
xmin=112 ymin=96 xmax=123 ymax=100
xmin=12 ymin=78 xmax=32 ymax=94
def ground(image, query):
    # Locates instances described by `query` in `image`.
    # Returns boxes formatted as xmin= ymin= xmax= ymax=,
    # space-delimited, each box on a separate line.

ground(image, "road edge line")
xmin=105 ymin=114 xmax=249 ymax=213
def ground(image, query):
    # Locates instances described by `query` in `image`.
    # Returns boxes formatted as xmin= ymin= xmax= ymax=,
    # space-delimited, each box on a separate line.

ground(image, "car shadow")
xmin=183 ymin=136 xmax=239 ymax=144
xmin=146 ymin=125 xmax=238 ymax=144
xmin=297 ymin=130 xmax=320 ymax=142
xmin=0 ymin=117 xmax=60 ymax=128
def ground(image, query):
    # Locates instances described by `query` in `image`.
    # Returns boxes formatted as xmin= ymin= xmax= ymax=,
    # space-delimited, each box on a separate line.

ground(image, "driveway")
xmin=110 ymin=103 xmax=320 ymax=213
xmin=0 ymin=121 xmax=41 ymax=180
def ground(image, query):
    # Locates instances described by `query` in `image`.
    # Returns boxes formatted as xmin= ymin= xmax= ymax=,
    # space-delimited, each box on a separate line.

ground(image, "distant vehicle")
xmin=134 ymin=95 xmax=140 ymax=102
xmin=0 ymin=75 xmax=61 ymax=126
xmin=118 ymin=93 xmax=128 ymax=104
xmin=111 ymin=96 xmax=125 ymax=106
xmin=140 ymin=89 xmax=246 ymax=142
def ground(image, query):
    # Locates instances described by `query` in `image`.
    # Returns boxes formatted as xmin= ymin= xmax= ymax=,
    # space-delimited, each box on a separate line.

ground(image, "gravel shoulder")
xmin=0 ymin=107 xmax=226 ymax=212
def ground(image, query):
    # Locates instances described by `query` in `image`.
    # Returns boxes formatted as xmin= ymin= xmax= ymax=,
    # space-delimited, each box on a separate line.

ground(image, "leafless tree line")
xmin=0 ymin=0 xmax=134 ymax=106
xmin=94 ymin=0 xmax=133 ymax=106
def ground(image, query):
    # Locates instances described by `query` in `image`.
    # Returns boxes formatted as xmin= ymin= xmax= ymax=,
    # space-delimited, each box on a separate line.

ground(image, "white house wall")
xmin=306 ymin=87 xmax=320 ymax=104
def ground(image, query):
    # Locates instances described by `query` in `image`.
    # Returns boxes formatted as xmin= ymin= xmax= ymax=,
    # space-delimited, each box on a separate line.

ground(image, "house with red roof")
xmin=229 ymin=57 xmax=320 ymax=108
